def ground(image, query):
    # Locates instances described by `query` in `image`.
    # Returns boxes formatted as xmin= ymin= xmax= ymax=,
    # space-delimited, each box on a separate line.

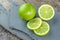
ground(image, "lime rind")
xmin=27 ymin=18 xmax=42 ymax=30
xmin=38 ymin=4 xmax=55 ymax=20
xmin=34 ymin=21 xmax=50 ymax=36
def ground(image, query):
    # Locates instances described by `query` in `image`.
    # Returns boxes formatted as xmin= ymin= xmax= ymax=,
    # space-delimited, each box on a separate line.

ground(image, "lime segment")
xmin=34 ymin=21 xmax=50 ymax=36
xmin=27 ymin=18 xmax=42 ymax=30
xmin=38 ymin=4 xmax=55 ymax=20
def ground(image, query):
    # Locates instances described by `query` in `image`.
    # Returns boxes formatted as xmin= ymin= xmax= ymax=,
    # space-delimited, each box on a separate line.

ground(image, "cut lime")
xmin=34 ymin=21 xmax=50 ymax=36
xmin=38 ymin=4 xmax=55 ymax=20
xmin=27 ymin=18 xmax=42 ymax=30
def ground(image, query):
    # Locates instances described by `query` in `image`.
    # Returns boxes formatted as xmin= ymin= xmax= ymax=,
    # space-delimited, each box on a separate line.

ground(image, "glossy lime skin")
xmin=18 ymin=3 xmax=36 ymax=21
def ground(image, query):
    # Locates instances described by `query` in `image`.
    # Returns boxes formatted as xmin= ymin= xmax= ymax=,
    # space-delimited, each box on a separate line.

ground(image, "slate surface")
xmin=0 ymin=0 xmax=60 ymax=40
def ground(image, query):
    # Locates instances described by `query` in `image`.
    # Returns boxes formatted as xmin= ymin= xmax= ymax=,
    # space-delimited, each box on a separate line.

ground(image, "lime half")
xmin=34 ymin=21 xmax=50 ymax=36
xmin=27 ymin=18 xmax=42 ymax=30
xmin=38 ymin=4 xmax=55 ymax=20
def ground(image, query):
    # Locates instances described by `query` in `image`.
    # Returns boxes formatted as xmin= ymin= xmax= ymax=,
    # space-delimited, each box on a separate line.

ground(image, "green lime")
xmin=34 ymin=21 xmax=50 ymax=36
xmin=38 ymin=4 xmax=55 ymax=20
xmin=27 ymin=18 xmax=42 ymax=30
xmin=18 ymin=3 xmax=36 ymax=21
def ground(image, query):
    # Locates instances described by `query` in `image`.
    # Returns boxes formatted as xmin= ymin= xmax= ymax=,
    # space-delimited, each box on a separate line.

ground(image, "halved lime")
xmin=38 ymin=4 xmax=55 ymax=20
xmin=34 ymin=21 xmax=50 ymax=36
xmin=27 ymin=18 xmax=42 ymax=30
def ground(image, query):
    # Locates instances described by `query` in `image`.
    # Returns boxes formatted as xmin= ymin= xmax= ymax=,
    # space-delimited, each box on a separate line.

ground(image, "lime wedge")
xmin=34 ymin=21 xmax=50 ymax=36
xmin=27 ymin=18 xmax=42 ymax=30
xmin=38 ymin=4 xmax=55 ymax=20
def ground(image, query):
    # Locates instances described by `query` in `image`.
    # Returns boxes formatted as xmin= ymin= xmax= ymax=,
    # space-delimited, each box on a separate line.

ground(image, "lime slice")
xmin=38 ymin=4 xmax=55 ymax=20
xmin=34 ymin=21 xmax=50 ymax=36
xmin=27 ymin=18 xmax=42 ymax=30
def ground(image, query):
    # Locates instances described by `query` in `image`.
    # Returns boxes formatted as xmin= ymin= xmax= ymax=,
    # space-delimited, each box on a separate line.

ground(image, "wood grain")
xmin=0 ymin=26 xmax=20 ymax=40
xmin=24 ymin=0 xmax=60 ymax=11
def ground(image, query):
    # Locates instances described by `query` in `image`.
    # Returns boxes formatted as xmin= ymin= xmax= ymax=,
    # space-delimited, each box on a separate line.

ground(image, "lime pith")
xmin=27 ymin=18 xmax=42 ymax=30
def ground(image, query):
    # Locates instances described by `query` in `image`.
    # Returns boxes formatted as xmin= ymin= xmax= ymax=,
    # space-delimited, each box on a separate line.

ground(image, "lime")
xmin=27 ymin=18 xmax=42 ymax=30
xmin=34 ymin=21 xmax=50 ymax=36
xmin=38 ymin=4 xmax=55 ymax=20
xmin=18 ymin=3 xmax=36 ymax=21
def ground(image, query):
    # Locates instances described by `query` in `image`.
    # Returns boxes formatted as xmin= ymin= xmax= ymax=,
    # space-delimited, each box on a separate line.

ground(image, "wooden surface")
xmin=0 ymin=26 xmax=20 ymax=40
xmin=0 ymin=0 xmax=60 ymax=40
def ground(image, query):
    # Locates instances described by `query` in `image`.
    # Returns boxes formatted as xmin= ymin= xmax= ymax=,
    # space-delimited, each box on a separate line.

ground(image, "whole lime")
xmin=18 ymin=3 xmax=36 ymax=21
